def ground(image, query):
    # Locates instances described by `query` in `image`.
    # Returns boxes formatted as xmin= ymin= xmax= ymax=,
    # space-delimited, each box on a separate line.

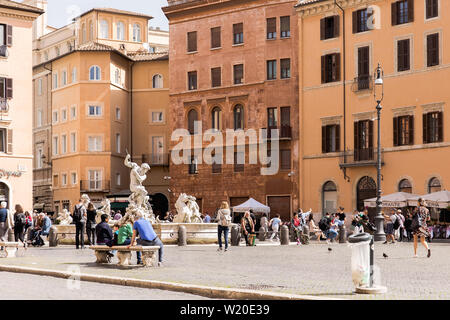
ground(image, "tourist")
xmin=29 ymin=213 xmax=43 ymax=245
xmin=128 ymin=211 xmax=164 ymax=266
xmin=72 ymin=198 xmax=87 ymax=250
xmin=260 ymin=213 xmax=269 ymax=238
xmin=24 ymin=211 xmax=33 ymax=233
xmin=36 ymin=213 xmax=52 ymax=247
xmin=117 ymin=217 xmax=133 ymax=246
xmin=268 ymin=214 xmax=282 ymax=241
xmin=338 ymin=207 xmax=346 ymax=222
xmin=0 ymin=202 xmax=13 ymax=242
xmin=216 ymin=201 xmax=232 ymax=252
xmin=203 ymin=212 xmax=212 ymax=223
xmin=308 ymin=214 xmax=324 ymax=242
xmin=86 ymin=203 xmax=97 ymax=246
xmin=114 ymin=211 xmax=123 ymax=221
xmin=383 ymin=209 xmax=396 ymax=244
xmin=241 ymin=211 xmax=255 ymax=246
xmin=319 ymin=212 xmax=332 ymax=235
xmin=413 ymin=199 xmax=431 ymax=258
xmin=95 ymin=214 xmax=114 ymax=261
xmin=13 ymin=204 xmax=26 ymax=246
xmin=404 ymin=212 xmax=413 ymax=242
xmin=326 ymin=214 xmax=339 ymax=244
xmin=291 ymin=213 xmax=303 ymax=245
xmin=396 ymin=209 xmax=406 ymax=242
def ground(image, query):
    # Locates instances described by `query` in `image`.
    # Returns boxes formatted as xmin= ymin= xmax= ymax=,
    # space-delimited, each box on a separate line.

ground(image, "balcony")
xmin=80 ymin=180 xmax=110 ymax=193
xmin=142 ymin=153 xmax=170 ymax=167
xmin=352 ymin=75 xmax=373 ymax=92
xmin=339 ymin=149 xmax=385 ymax=168
xmin=0 ymin=98 xmax=9 ymax=113
xmin=264 ymin=125 xmax=292 ymax=140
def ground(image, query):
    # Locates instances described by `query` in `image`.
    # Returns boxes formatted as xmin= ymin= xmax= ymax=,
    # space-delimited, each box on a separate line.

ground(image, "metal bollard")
xmin=339 ymin=225 xmax=347 ymax=243
xmin=49 ymin=226 xmax=58 ymax=247
xmin=178 ymin=225 xmax=187 ymax=246
xmin=258 ymin=227 xmax=266 ymax=241
xmin=281 ymin=225 xmax=289 ymax=245
xmin=231 ymin=224 xmax=240 ymax=246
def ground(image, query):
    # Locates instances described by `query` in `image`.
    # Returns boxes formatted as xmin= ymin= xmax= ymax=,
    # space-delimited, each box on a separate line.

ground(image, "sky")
xmin=45 ymin=0 xmax=169 ymax=31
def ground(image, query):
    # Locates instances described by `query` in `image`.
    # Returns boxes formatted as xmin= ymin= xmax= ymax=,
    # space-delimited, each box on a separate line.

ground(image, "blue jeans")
xmin=137 ymin=237 xmax=164 ymax=263
xmin=120 ymin=238 xmax=140 ymax=262
xmin=218 ymin=225 xmax=229 ymax=249
xmin=327 ymin=229 xmax=338 ymax=240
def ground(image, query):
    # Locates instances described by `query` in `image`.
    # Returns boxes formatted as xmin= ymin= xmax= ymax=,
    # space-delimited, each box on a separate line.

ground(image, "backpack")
xmin=73 ymin=205 xmax=82 ymax=222
xmin=319 ymin=217 xmax=330 ymax=231
xmin=15 ymin=213 xmax=26 ymax=226
xmin=219 ymin=210 xmax=232 ymax=227
xmin=393 ymin=215 xmax=400 ymax=230
xmin=411 ymin=213 xmax=422 ymax=231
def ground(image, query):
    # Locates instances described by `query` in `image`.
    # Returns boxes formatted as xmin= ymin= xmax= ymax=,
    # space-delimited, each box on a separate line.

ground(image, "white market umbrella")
xmin=407 ymin=191 xmax=450 ymax=208
xmin=364 ymin=192 xmax=420 ymax=208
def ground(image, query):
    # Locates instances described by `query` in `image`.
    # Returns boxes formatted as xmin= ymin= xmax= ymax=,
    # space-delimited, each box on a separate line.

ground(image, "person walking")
xmin=383 ymin=209 xmax=396 ymax=244
xmin=13 ymin=205 xmax=26 ymax=246
xmin=268 ymin=214 xmax=282 ymax=241
xmin=404 ymin=212 xmax=413 ymax=242
xmin=413 ymin=199 xmax=431 ymax=258
xmin=396 ymin=209 xmax=406 ymax=242
xmin=72 ymin=199 xmax=87 ymax=250
xmin=86 ymin=203 xmax=97 ymax=246
xmin=260 ymin=213 xmax=269 ymax=238
xmin=0 ymin=202 xmax=13 ymax=242
xmin=292 ymin=213 xmax=303 ymax=245
xmin=216 ymin=201 xmax=232 ymax=252
xmin=241 ymin=211 xmax=255 ymax=246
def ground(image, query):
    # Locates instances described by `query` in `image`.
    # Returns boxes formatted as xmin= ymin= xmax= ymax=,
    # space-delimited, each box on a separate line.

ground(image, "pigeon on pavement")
xmin=383 ymin=253 xmax=388 ymax=259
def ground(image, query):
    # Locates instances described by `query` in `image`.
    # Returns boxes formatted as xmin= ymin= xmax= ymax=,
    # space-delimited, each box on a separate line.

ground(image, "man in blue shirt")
xmin=35 ymin=213 xmax=52 ymax=247
xmin=128 ymin=212 xmax=164 ymax=266
xmin=203 ymin=213 xmax=211 ymax=223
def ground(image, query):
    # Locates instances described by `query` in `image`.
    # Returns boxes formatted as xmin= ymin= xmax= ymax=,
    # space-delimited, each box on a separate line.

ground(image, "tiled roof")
xmin=77 ymin=42 xmax=116 ymax=52
xmin=128 ymin=51 xmax=169 ymax=62
xmin=0 ymin=0 xmax=44 ymax=14
xmin=80 ymin=7 xmax=153 ymax=19
xmin=76 ymin=43 xmax=169 ymax=62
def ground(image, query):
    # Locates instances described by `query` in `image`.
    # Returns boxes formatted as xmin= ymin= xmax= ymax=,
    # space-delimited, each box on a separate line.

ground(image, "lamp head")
xmin=374 ymin=63 xmax=383 ymax=86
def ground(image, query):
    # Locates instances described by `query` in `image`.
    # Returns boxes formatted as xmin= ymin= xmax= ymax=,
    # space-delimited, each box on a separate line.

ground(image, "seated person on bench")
xmin=95 ymin=214 xmax=114 ymax=259
xmin=31 ymin=213 xmax=51 ymax=247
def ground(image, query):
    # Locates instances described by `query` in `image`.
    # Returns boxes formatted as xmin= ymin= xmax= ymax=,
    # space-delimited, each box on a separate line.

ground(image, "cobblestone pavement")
xmin=0 ymin=272 xmax=210 ymax=300
xmin=0 ymin=241 xmax=448 ymax=300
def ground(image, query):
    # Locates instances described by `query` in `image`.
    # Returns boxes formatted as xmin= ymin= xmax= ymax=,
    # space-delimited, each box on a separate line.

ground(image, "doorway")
xmin=357 ymin=176 xmax=377 ymax=219
xmin=150 ymin=193 xmax=169 ymax=220
xmin=0 ymin=182 xmax=9 ymax=209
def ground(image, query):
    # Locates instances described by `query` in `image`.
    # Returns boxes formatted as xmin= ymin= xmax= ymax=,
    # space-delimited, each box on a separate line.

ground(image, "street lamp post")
xmin=373 ymin=64 xmax=386 ymax=242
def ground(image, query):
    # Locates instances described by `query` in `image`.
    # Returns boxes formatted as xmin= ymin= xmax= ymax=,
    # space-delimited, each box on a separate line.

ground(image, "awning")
xmin=364 ymin=192 xmax=420 ymax=208
xmin=33 ymin=203 xmax=45 ymax=210
xmin=232 ymin=198 xmax=270 ymax=214
xmin=407 ymin=191 xmax=450 ymax=208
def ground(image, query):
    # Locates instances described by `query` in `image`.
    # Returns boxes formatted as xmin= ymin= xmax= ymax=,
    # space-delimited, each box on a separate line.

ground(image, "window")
xmin=354 ymin=120 xmax=374 ymax=161
xmin=88 ymin=170 xmax=102 ymax=190
xmin=52 ymin=110 xmax=58 ymax=124
xmin=52 ymin=136 xmax=59 ymax=155
xmin=188 ymin=109 xmax=198 ymax=135
xmin=234 ymin=105 xmax=244 ymax=130
xmin=71 ymin=172 xmax=77 ymax=185
xmin=53 ymin=175 xmax=59 ymax=188
xmin=133 ymin=24 xmax=141 ymax=42
xmin=152 ymin=74 xmax=163 ymax=88
xmin=280 ymin=59 xmax=291 ymax=79
xmin=353 ymin=8 xmax=370 ymax=33
xmin=0 ymin=128 xmax=5 ymax=153
xmin=233 ymin=64 xmax=244 ymax=85
xmin=398 ymin=179 xmax=412 ymax=193
xmin=89 ymin=66 xmax=101 ymax=80
xmin=426 ymin=0 xmax=439 ymax=19
xmin=280 ymin=16 xmax=291 ymax=38
xmin=392 ymin=0 xmax=414 ymax=25
xmin=322 ymin=124 xmax=341 ymax=153
xmin=189 ymin=156 xmax=198 ymax=174
xmin=37 ymin=109 xmax=42 ymax=127
xmin=267 ymin=60 xmax=277 ymax=80
xmin=267 ymin=108 xmax=278 ymax=128
xmin=116 ymin=21 xmax=125 ymax=40
xmin=53 ymin=73 xmax=58 ymax=89
xmin=37 ymin=79 xmax=42 ymax=96
xmin=394 ymin=115 xmax=414 ymax=146
xmin=212 ymin=153 xmax=222 ymax=174
xmin=36 ymin=148 xmax=43 ymax=169
xmin=89 ymin=21 xmax=94 ymax=41
xmin=187 ymin=31 xmax=197 ymax=52
xmin=88 ymin=136 xmax=103 ymax=152
xmin=1 ymin=24 xmax=12 ymax=49
xmin=72 ymin=67 xmax=77 ymax=83
xmin=70 ymin=106 xmax=77 ymax=120
xmin=114 ymin=68 xmax=121 ymax=85
xmin=267 ymin=18 xmax=276 ymax=39
xmin=61 ymin=134 xmax=67 ymax=154
xmin=321 ymin=53 xmax=341 ymax=83
xmin=82 ymin=23 xmax=86 ymax=43
xmin=280 ymin=149 xmax=291 ymax=171
xmin=0 ymin=24 xmax=5 ymax=47
xmin=88 ymin=105 xmax=102 ymax=116
xmin=116 ymin=133 xmax=121 ymax=153
xmin=152 ymin=111 xmax=163 ymax=123
xmin=116 ymin=173 xmax=121 ymax=186
xmin=233 ymin=23 xmax=244 ymax=45
xmin=188 ymin=71 xmax=197 ymax=90
xmin=115 ymin=107 xmax=121 ymax=120
xmin=0 ymin=77 xmax=12 ymax=100
xmin=211 ymin=107 xmax=221 ymax=131
xmin=61 ymin=108 xmax=67 ymax=122
xmin=211 ymin=27 xmax=221 ymax=49
xmin=62 ymin=174 xmax=67 ymax=186
xmin=55 ymin=46 xmax=60 ymax=57
xmin=211 ymin=67 xmax=221 ymax=87
xmin=100 ymin=20 xmax=109 ymax=39
xmin=357 ymin=46 xmax=370 ymax=90
xmin=427 ymin=33 xmax=439 ymax=67
xmin=397 ymin=39 xmax=410 ymax=72
xmin=320 ymin=15 xmax=339 ymax=40
xmin=428 ymin=177 xmax=441 ymax=193
xmin=44 ymin=51 xmax=48 ymax=61
xmin=70 ymin=132 xmax=76 ymax=153
xmin=234 ymin=152 xmax=244 ymax=172
xmin=152 ymin=136 xmax=164 ymax=164
xmin=423 ymin=111 xmax=443 ymax=144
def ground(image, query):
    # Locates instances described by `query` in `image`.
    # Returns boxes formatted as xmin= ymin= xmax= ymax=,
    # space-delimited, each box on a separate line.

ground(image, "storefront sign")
xmin=0 ymin=169 xmax=22 ymax=179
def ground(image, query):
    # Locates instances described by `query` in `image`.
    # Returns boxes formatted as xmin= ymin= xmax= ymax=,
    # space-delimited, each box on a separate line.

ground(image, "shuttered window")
xmin=426 ymin=0 xmax=439 ymax=19
xmin=392 ymin=0 xmax=414 ymax=25
xmin=0 ymin=24 xmax=6 ymax=47
xmin=211 ymin=67 xmax=221 ymax=88
xmin=187 ymin=31 xmax=197 ymax=52
xmin=0 ymin=78 xmax=12 ymax=100
xmin=211 ymin=27 xmax=221 ymax=49
xmin=267 ymin=18 xmax=276 ymax=39
xmin=397 ymin=39 xmax=410 ymax=71
xmin=189 ymin=156 xmax=198 ymax=174
xmin=188 ymin=71 xmax=197 ymax=90
xmin=233 ymin=23 xmax=243 ymax=44
xmin=393 ymin=115 xmax=414 ymax=146
xmin=322 ymin=125 xmax=341 ymax=153
xmin=354 ymin=120 xmax=374 ymax=161
xmin=188 ymin=109 xmax=198 ymax=135
xmin=233 ymin=64 xmax=243 ymax=84
xmin=0 ymin=128 xmax=5 ymax=153
xmin=321 ymin=53 xmax=340 ymax=83
xmin=267 ymin=60 xmax=277 ymax=80
xmin=320 ymin=15 xmax=339 ymax=40
xmin=280 ymin=150 xmax=291 ymax=171
xmin=280 ymin=59 xmax=291 ymax=79
xmin=423 ymin=112 xmax=443 ymax=144
xmin=427 ymin=33 xmax=439 ymax=67
xmin=353 ymin=9 xmax=370 ymax=33
xmin=212 ymin=151 xmax=222 ymax=174
xmin=280 ymin=16 xmax=290 ymax=38
xmin=6 ymin=25 xmax=12 ymax=47
xmin=234 ymin=105 xmax=244 ymax=130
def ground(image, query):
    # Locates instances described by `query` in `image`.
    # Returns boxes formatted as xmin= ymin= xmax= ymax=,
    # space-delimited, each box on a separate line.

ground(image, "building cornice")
xmin=0 ymin=10 xmax=40 ymax=21
xmin=296 ymin=0 xmax=380 ymax=17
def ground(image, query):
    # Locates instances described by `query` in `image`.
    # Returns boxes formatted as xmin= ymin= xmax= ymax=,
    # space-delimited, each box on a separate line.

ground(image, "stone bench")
xmin=90 ymin=246 xmax=159 ymax=267
xmin=0 ymin=242 xmax=20 ymax=258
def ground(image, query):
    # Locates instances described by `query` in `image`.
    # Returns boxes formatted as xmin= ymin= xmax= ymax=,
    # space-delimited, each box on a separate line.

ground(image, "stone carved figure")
xmin=81 ymin=194 xmax=91 ymax=209
xmin=56 ymin=209 xmax=73 ymax=225
xmin=96 ymin=198 xmax=111 ymax=224
xmin=174 ymin=193 xmax=203 ymax=224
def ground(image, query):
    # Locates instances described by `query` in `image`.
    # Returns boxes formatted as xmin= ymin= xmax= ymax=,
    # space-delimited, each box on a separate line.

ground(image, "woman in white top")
xmin=308 ymin=213 xmax=324 ymax=242
xmin=216 ymin=201 xmax=232 ymax=252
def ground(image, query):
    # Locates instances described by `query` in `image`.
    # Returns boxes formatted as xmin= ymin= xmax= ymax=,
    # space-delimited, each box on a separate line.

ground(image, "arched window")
xmin=89 ymin=66 xmax=101 ymax=81
xmin=100 ymin=20 xmax=109 ymax=39
xmin=152 ymin=74 xmax=163 ymax=88
xmin=67 ymin=41 xmax=72 ymax=51
xmin=211 ymin=107 xmax=221 ymax=131
xmin=82 ymin=23 xmax=86 ymax=43
xmin=55 ymin=46 xmax=60 ymax=56
xmin=399 ymin=179 xmax=412 ymax=193
xmin=357 ymin=176 xmax=377 ymax=212
xmin=428 ymin=177 xmax=442 ymax=194
xmin=188 ymin=109 xmax=198 ymax=135
xmin=322 ymin=181 xmax=337 ymax=215
xmin=233 ymin=104 xmax=244 ymax=130
xmin=116 ymin=21 xmax=125 ymax=40
xmin=133 ymin=23 xmax=141 ymax=42
xmin=89 ymin=20 xmax=94 ymax=40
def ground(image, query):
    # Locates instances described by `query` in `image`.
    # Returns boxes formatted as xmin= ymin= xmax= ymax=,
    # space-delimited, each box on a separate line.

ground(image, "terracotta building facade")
xmin=164 ymin=0 xmax=300 ymax=220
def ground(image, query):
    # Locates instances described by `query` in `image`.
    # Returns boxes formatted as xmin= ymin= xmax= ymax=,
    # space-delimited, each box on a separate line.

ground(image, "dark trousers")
xmin=243 ymin=228 xmax=254 ymax=246
xmin=86 ymin=222 xmax=96 ymax=245
xmin=137 ymin=237 xmax=163 ymax=263
xmin=14 ymin=225 xmax=24 ymax=243
xmin=218 ymin=225 xmax=229 ymax=249
xmin=75 ymin=221 xmax=86 ymax=249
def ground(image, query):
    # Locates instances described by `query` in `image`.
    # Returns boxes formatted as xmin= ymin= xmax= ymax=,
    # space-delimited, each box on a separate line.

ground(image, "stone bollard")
xmin=231 ymin=224 xmax=240 ymax=246
xmin=281 ymin=225 xmax=290 ymax=245
xmin=178 ymin=225 xmax=187 ymax=246
xmin=258 ymin=227 xmax=266 ymax=242
xmin=8 ymin=229 xmax=14 ymax=242
xmin=302 ymin=225 xmax=310 ymax=245
xmin=49 ymin=226 xmax=58 ymax=247
xmin=339 ymin=225 xmax=347 ymax=243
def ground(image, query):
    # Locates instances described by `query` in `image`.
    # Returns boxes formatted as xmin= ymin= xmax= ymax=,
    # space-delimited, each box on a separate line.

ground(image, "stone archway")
xmin=0 ymin=182 xmax=9 ymax=209
xmin=357 ymin=176 xmax=377 ymax=213
xmin=150 ymin=193 xmax=169 ymax=220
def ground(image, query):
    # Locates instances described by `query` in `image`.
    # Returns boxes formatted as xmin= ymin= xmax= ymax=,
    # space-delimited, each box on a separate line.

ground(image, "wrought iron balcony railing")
xmin=80 ymin=180 xmax=111 ymax=193
xmin=339 ymin=149 xmax=385 ymax=168
xmin=142 ymin=153 xmax=170 ymax=166
xmin=352 ymin=75 xmax=373 ymax=92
